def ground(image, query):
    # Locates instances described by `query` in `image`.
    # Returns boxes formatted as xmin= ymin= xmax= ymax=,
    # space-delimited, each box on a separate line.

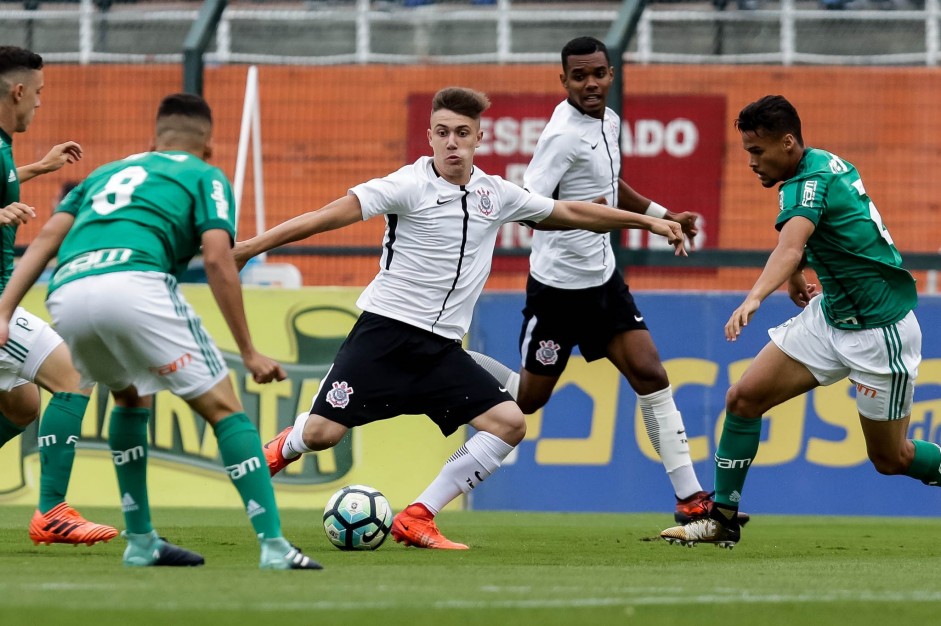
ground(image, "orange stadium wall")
xmin=15 ymin=64 xmax=941 ymax=290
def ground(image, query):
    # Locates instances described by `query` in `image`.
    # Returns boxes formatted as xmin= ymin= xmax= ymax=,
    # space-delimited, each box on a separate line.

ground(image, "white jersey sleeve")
xmin=350 ymin=165 xmax=420 ymax=220
xmin=523 ymin=130 xmax=579 ymax=198
xmin=495 ymin=177 xmax=555 ymax=225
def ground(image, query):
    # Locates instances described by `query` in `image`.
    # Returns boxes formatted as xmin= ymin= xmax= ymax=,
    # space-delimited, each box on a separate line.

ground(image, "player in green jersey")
xmin=0 ymin=45 xmax=118 ymax=546
xmin=661 ymin=95 xmax=932 ymax=548
xmin=0 ymin=92 xmax=321 ymax=569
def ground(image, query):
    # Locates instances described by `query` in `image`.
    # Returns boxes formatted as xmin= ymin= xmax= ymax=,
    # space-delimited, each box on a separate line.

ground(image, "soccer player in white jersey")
xmin=0 ymin=93 xmax=321 ymax=569
xmin=234 ymin=86 xmax=686 ymax=549
xmin=468 ymin=36 xmax=748 ymax=526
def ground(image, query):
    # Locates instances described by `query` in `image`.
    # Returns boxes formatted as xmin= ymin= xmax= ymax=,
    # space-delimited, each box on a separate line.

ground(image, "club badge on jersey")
xmin=476 ymin=188 xmax=494 ymax=216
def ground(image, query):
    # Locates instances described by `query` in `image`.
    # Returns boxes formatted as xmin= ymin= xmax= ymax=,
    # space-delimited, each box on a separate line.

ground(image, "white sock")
xmin=414 ymin=431 xmax=514 ymax=514
xmin=466 ymin=351 xmax=519 ymax=400
xmin=638 ymin=385 xmax=703 ymax=499
xmin=281 ymin=412 xmax=312 ymax=459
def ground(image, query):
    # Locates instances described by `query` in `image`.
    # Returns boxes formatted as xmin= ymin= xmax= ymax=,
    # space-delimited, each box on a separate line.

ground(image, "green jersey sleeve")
xmin=194 ymin=168 xmax=236 ymax=241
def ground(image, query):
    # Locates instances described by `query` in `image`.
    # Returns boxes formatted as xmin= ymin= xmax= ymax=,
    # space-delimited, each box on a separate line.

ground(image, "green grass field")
xmin=1 ymin=505 xmax=940 ymax=625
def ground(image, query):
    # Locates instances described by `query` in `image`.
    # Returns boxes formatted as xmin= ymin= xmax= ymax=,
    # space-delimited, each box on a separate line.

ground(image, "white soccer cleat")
xmin=660 ymin=518 xmax=740 ymax=550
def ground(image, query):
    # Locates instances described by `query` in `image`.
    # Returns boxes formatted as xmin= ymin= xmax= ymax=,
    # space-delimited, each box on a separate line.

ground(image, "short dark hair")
xmin=156 ymin=92 xmax=213 ymax=125
xmin=735 ymin=95 xmax=804 ymax=146
xmin=431 ymin=87 xmax=490 ymax=120
xmin=561 ymin=36 xmax=610 ymax=72
xmin=0 ymin=46 xmax=43 ymax=77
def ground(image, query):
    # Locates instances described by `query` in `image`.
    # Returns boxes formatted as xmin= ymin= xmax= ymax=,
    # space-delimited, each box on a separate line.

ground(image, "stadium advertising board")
xmin=406 ymin=93 xmax=726 ymax=261
xmin=468 ymin=292 xmax=941 ymax=517
xmin=0 ymin=286 xmax=464 ymax=510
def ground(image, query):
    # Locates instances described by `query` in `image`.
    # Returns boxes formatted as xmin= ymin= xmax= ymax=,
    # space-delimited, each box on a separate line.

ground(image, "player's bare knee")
xmin=0 ymin=407 xmax=38 ymax=427
xmin=725 ymin=384 xmax=763 ymax=418
xmin=303 ymin=418 xmax=346 ymax=451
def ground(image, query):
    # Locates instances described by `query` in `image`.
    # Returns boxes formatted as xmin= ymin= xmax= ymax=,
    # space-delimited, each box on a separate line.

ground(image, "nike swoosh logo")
xmin=590 ymin=142 xmax=599 ymax=150
xmin=498 ymin=387 xmax=507 ymax=393
xmin=634 ymin=315 xmax=644 ymax=322
xmin=436 ymin=198 xmax=450 ymax=205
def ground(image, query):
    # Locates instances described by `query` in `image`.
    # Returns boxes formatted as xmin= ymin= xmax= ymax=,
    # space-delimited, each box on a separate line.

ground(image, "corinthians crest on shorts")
xmin=535 ymin=339 xmax=561 ymax=366
xmin=475 ymin=188 xmax=494 ymax=216
xmin=326 ymin=381 xmax=354 ymax=408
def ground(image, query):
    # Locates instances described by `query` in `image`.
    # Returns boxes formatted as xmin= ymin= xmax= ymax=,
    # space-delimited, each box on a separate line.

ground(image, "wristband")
xmin=644 ymin=201 xmax=668 ymax=219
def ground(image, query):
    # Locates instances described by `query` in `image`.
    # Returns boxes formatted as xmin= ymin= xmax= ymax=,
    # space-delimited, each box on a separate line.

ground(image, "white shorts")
xmin=0 ymin=306 xmax=64 ymax=391
xmin=768 ymin=296 xmax=921 ymax=421
xmin=46 ymin=271 xmax=228 ymax=400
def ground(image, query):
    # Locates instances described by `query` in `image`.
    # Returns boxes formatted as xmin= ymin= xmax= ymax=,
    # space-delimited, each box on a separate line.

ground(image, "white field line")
xmin=65 ymin=590 xmax=941 ymax=611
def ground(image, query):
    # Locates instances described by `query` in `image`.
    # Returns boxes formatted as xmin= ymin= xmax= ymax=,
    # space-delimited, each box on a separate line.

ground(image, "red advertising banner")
xmin=407 ymin=93 xmax=726 ymax=261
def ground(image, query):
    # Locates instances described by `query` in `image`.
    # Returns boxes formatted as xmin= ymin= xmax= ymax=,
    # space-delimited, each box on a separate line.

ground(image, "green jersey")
xmin=0 ymin=128 xmax=21 ymax=294
xmin=776 ymin=147 xmax=916 ymax=330
xmin=50 ymin=151 xmax=236 ymax=292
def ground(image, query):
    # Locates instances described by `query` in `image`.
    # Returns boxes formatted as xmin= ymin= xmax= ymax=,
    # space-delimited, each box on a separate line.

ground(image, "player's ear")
xmin=427 ymin=128 xmax=432 ymax=146
xmin=475 ymin=129 xmax=483 ymax=147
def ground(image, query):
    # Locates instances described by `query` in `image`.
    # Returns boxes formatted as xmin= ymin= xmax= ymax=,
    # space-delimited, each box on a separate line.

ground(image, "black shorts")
xmin=519 ymin=270 xmax=647 ymax=376
xmin=310 ymin=312 xmax=513 ymax=436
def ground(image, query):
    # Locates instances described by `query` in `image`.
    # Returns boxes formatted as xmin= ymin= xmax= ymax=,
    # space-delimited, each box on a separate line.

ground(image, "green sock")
xmin=714 ymin=412 xmax=763 ymax=511
xmin=214 ymin=413 xmax=282 ymax=541
xmin=0 ymin=412 xmax=25 ymax=447
xmin=906 ymin=440 xmax=941 ymax=486
xmin=38 ymin=392 xmax=89 ymax=513
xmin=109 ymin=406 xmax=153 ymax=535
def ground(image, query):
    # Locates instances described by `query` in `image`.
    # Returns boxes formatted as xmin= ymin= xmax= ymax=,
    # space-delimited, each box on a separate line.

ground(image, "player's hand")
xmin=788 ymin=274 xmax=818 ymax=308
xmin=38 ymin=141 xmax=83 ymax=173
xmin=0 ymin=202 xmax=36 ymax=226
xmin=232 ymin=241 xmax=252 ymax=271
xmin=667 ymin=210 xmax=700 ymax=247
xmin=649 ymin=219 xmax=688 ymax=256
xmin=725 ymin=297 xmax=761 ymax=341
xmin=243 ymin=350 xmax=287 ymax=384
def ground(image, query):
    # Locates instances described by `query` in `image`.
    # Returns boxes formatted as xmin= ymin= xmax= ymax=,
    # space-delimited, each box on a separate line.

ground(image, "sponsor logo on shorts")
xmin=535 ymin=340 xmax=561 ymax=366
xmin=150 ymin=352 xmax=193 ymax=376
xmin=326 ymin=381 xmax=354 ymax=409
xmin=856 ymin=383 xmax=878 ymax=399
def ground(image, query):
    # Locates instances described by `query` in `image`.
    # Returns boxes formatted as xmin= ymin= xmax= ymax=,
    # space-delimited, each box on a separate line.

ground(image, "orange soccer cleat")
xmin=263 ymin=426 xmax=302 ymax=476
xmin=391 ymin=504 xmax=468 ymax=550
xmin=29 ymin=503 xmax=119 ymax=546
xmin=674 ymin=490 xmax=751 ymax=527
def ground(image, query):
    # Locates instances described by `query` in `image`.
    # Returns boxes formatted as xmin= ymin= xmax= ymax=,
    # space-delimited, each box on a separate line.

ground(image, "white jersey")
xmin=352 ymin=156 xmax=555 ymax=341
xmin=524 ymin=100 xmax=621 ymax=289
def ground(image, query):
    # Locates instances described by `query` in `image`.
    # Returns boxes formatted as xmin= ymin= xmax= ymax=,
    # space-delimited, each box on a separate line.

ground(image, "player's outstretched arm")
xmin=540 ymin=200 xmax=687 ymax=256
xmin=0 ymin=212 xmax=73 ymax=345
xmin=617 ymin=179 xmax=700 ymax=244
xmin=202 ymin=229 xmax=286 ymax=384
xmin=724 ymin=216 xmax=815 ymax=341
xmin=233 ymin=194 xmax=363 ymax=269
xmin=16 ymin=141 xmax=83 ymax=184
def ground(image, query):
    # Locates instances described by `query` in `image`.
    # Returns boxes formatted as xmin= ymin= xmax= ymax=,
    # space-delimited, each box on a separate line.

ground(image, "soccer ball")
xmin=322 ymin=484 xmax=393 ymax=550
